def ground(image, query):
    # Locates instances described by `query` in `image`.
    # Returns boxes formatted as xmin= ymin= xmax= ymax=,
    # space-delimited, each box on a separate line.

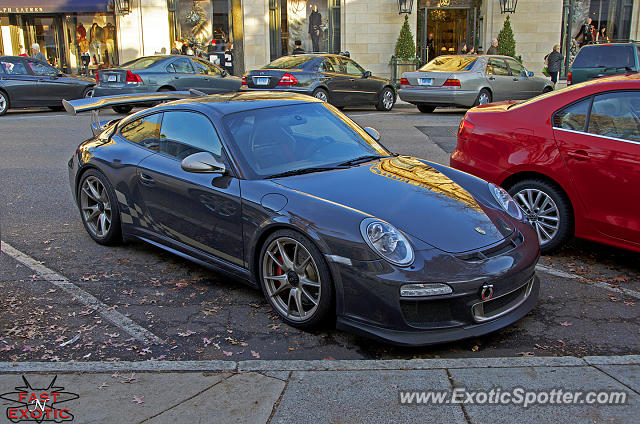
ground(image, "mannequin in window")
xmin=308 ymin=4 xmax=322 ymax=52
xmin=89 ymin=23 xmax=105 ymax=63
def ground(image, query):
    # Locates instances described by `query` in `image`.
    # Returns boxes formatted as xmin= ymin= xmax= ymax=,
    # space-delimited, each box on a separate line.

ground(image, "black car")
xmin=241 ymin=54 xmax=397 ymax=111
xmin=65 ymin=91 xmax=539 ymax=345
xmin=0 ymin=56 xmax=94 ymax=116
xmin=94 ymin=55 xmax=242 ymax=114
xmin=569 ymin=42 xmax=640 ymax=85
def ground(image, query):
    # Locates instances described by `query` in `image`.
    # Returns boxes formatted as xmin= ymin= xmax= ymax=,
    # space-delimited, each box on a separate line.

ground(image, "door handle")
xmin=513 ymin=78 xmax=519 ymax=81
xmin=488 ymin=76 xmax=495 ymax=80
xmin=567 ymin=150 xmax=590 ymax=161
xmin=139 ymin=172 xmax=155 ymax=185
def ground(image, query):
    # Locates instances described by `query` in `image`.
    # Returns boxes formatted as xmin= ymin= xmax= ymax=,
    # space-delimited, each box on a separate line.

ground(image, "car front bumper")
xmin=327 ymin=225 xmax=540 ymax=346
xmin=398 ymin=87 xmax=479 ymax=108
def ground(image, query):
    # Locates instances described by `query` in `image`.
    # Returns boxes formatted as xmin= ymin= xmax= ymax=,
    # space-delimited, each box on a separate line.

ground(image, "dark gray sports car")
xmin=65 ymin=91 xmax=540 ymax=345
xmin=93 ymin=55 xmax=241 ymax=113
xmin=241 ymin=54 xmax=396 ymax=111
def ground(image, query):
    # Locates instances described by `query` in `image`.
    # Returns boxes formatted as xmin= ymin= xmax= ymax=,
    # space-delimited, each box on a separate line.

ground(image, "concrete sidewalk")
xmin=1 ymin=356 xmax=638 ymax=423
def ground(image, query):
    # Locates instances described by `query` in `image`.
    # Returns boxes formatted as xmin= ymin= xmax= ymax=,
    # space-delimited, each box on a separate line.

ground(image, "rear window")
xmin=572 ymin=45 xmax=635 ymax=69
xmin=121 ymin=56 xmax=165 ymax=69
xmin=419 ymin=56 xmax=477 ymax=72
xmin=263 ymin=56 xmax=316 ymax=69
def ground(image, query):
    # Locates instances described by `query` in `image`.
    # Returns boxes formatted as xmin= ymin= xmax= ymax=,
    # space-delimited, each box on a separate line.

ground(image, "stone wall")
xmin=117 ymin=0 xmax=171 ymax=63
xmin=242 ymin=0 xmax=270 ymax=70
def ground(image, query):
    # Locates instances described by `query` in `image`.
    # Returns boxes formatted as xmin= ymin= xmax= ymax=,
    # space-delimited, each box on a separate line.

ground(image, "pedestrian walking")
xmin=486 ymin=38 xmax=498 ymax=55
xmin=458 ymin=42 xmax=468 ymax=55
xmin=546 ymin=44 xmax=563 ymax=87
xmin=31 ymin=43 xmax=46 ymax=62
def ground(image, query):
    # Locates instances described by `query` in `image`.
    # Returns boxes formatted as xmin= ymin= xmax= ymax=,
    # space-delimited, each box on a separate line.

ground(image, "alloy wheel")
xmin=0 ymin=94 xmax=7 ymax=114
xmin=478 ymin=92 xmax=490 ymax=105
xmin=513 ymin=188 xmax=560 ymax=246
xmin=80 ymin=176 xmax=112 ymax=238
xmin=262 ymin=237 xmax=322 ymax=322
xmin=84 ymin=88 xmax=94 ymax=98
xmin=382 ymin=89 xmax=394 ymax=110
xmin=313 ymin=90 xmax=328 ymax=102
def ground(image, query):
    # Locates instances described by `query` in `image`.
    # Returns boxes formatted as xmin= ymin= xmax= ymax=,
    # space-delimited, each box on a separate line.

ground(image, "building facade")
xmin=1 ymin=0 xmax=639 ymax=78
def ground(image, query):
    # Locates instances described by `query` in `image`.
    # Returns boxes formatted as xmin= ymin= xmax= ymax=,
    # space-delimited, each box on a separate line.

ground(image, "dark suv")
xmin=569 ymin=42 xmax=640 ymax=85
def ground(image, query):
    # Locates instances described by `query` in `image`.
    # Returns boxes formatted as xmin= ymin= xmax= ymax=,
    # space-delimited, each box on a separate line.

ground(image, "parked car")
xmin=450 ymin=74 xmax=640 ymax=253
xmin=241 ymin=54 xmax=396 ymax=111
xmin=0 ymin=56 xmax=94 ymax=116
xmin=399 ymin=55 xmax=554 ymax=113
xmin=64 ymin=90 xmax=539 ymax=345
xmin=93 ymin=55 xmax=241 ymax=114
xmin=568 ymin=42 xmax=640 ymax=85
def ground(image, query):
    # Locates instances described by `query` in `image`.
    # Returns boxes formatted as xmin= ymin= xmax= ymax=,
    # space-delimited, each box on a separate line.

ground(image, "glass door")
xmin=21 ymin=15 xmax=66 ymax=71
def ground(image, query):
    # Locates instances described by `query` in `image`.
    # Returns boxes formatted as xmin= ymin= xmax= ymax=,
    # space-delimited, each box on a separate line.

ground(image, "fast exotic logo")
xmin=0 ymin=376 xmax=79 ymax=423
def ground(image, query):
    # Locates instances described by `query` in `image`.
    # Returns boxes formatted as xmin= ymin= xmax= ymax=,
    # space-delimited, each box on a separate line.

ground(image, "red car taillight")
xmin=567 ymin=71 xmax=572 ymax=85
xmin=278 ymin=73 xmax=298 ymax=86
xmin=443 ymin=79 xmax=461 ymax=87
xmin=126 ymin=70 xmax=142 ymax=83
xmin=400 ymin=77 xmax=410 ymax=87
xmin=241 ymin=76 xmax=247 ymax=86
xmin=458 ymin=118 xmax=475 ymax=138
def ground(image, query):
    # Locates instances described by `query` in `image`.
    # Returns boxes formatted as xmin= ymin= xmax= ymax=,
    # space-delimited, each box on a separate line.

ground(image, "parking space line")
xmin=536 ymin=264 xmax=640 ymax=300
xmin=1 ymin=241 xmax=164 ymax=345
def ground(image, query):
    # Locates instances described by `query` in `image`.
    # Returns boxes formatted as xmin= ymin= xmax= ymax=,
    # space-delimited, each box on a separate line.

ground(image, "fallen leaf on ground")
xmin=132 ymin=396 xmax=144 ymax=404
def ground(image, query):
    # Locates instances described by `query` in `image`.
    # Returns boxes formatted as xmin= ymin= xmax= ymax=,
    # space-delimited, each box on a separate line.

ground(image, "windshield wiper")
xmin=337 ymin=154 xmax=395 ymax=167
xmin=265 ymin=166 xmax=346 ymax=179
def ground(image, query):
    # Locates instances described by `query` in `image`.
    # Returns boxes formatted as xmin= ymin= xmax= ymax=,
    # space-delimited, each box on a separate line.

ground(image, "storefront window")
xmin=69 ymin=14 xmax=118 ymax=73
xmin=173 ymin=0 xmax=231 ymax=53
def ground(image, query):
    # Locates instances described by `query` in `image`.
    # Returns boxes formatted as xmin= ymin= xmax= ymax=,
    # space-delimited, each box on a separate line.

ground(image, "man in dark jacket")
xmin=292 ymin=40 xmax=305 ymax=54
xmin=547 ymin=44 xmax=563 ymax=86
xmin=486 ymin=38 xmax=498 ymax=55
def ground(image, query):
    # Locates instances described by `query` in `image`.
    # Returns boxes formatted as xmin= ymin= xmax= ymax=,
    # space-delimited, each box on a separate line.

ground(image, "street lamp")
xmin=397 ymin=0 xmax=414 ymax=14
xmin=114 ymin=0 xmax=131 ymax=15
xmin=499 ymin=0 xmax=518 ymax=13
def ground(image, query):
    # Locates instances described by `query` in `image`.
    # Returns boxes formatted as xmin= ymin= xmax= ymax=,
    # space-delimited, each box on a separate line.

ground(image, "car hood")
xmin=274 ymin=156 xmax=513 ymax=253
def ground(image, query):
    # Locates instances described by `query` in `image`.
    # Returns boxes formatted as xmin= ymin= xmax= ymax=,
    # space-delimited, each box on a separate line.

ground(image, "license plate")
xmin=255 ymin=77 xmax=269 ymax=86
xmin=418 ymin=78 xmax=433 ymax=86
xmin=107 ymin=75 xmax=117 ymax=82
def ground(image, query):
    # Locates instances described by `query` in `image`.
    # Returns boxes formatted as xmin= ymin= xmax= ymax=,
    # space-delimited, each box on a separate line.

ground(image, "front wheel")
xmin=507 ymin=179 xmax=573 ymax=253
xmin=0 ymin=91 xmax=8 ymax=116
xmin=312 ymin=88 xmax=329 ymax=103
xmin=375 ymin=87 xmax=395 ymax=111
xmin=112 ymin=105 xmax=133 ymax=114
xmin=259 ymin=230 xmax=334 ymax=329
xmin=474 ymin=89 xmax=492 ymax=106
xmin=417 ymin=104 xmax=436 ymax=113
xmin=78 ymin=169 xmax=122 ymax=245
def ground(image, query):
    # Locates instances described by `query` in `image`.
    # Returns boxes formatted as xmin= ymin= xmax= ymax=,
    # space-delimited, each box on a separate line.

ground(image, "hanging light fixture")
xmin=115 ymin=0 xmax=131 ymax=15
xmin=499 ymin=0 xmax=518 ymax=13
xmin=397 ymin=0 xmax=414 ymax=14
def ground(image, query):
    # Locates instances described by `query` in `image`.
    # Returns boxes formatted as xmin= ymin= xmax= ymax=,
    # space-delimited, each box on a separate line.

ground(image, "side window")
xmin=506 ymin=59 xmax=525 ymax=76
xmin=552 ymin=97 xmax=591 ymax=131
xmin=326 ymin=57 xmax=343 ymax=73
xmin=193 ymin=59 xmax=222 ymax=76
xmin=487 ymin=58 xmax=510 ymax=76
xmin=341 ymin=58 xmax=365 ymax=76
xmin=168 ymin=59 xmax=195 ymax=74
xmin=27 ymin=60 xmax=57 ymax=76
xmin=120 ymin=113 xmax=163 ymax=150
xmin=587 ymin=91 xmax=640 ymax=142
xmin=1 ymin=59 xmax=28 ymax=75
xmin=159 ymin=111 xmax=223 ymax=160
xmin=319 ymin=59 xmax=335 ymax=73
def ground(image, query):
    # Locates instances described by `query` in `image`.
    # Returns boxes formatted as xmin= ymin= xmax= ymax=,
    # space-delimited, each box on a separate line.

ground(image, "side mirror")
xmin=221 ymin=69 xmax=228 ymax=77
xmin=527 ymin=71 xmax=534 ymax=77
xmin=362 ymin=71 xmax=372 ymax=79
xmin=181 ymin=151 xmax=226 ymax=174
xmin=363 ymin=127 xmax=380 ymax=142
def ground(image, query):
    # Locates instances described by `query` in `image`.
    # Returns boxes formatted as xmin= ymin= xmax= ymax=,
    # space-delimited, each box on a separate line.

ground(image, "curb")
xmin=2 ymin=355 xmax=639 ymax=374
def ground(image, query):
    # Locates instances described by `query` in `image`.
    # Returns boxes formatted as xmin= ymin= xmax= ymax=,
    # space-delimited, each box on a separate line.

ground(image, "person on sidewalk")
xmin=486 ymin=38 xmax=498 ymax=55
xmin=546 ymin=44 xmax=563 ymax=87
xmin=31 ymin=43 xmax=46 ymax=62
xmin=292 ymin=40 xmax=305 ymax=55
xmin=458 ymin=42 xmax=468 ymax=55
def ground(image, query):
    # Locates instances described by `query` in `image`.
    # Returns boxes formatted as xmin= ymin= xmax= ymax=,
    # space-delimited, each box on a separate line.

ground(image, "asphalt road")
xmin=1 ymin=105 xmax=639 ymax=363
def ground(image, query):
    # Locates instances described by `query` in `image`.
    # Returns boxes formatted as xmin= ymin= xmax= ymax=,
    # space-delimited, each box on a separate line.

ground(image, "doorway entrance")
xmin=418 ymin=4 xmax=476 ymax=65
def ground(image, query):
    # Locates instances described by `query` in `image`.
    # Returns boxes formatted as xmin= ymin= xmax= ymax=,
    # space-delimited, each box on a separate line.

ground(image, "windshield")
xmin=572 ymin=45 xmax=635 ymax=69
xmin=263 ymin=56 xmax=316 ymax=69
xmin=222 ymin=103 xmax=389 ymax=179
xmin=419 ymin=56 xmax=478 ymax=72
xmin=121 ymin=56 xmax=165 ymax=69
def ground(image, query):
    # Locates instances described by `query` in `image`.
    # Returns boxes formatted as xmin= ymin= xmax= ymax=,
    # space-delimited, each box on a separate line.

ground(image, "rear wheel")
xmin=158 ymin=86 xmax=174 ymax=92
xmin=474 ymin=89 xmax=492 ymax=106
xmin=259 ymin=230 xmax=334 ymax=329
xmin=78 ymin=169 xmax=122 ymax=245
xmin=112 ymin=105 xmax=133 ymax=114
xmin=375 ymin=87 xmax=395 ymax=111
xmin=542 ymin=86 xmax=553 ymax=94
xmin=312 ymin=88 xmax=329 ymax=103
xmin=82 ymin=86 xmax=94 ymax=98
xmin=507 ymin=179 xmax=573 ymax=253
xmin=0 ymin=91 xmax=8 ymax=116
xmin=417 ymin=104 xmax=435 ymax=113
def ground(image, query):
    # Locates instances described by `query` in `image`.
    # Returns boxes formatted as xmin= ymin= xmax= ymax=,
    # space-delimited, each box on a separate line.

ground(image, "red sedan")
xmin=450 ymin=74 xmax=640 ymax=253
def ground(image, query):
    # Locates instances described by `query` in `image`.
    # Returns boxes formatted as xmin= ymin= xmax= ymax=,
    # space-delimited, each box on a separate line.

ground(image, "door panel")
xmin=340 ymin=58 xmax=376 ymax=104
xmin=166 ymin=58 xmax=199 ymax=90
xmin=25 ymin=59 xmax=69 ymax=104
xmin=321 ymin=57 xmax=351 ymax=105
xmin=0 ymin=57 xmax=40 ymax=106
xmin=485 ymin=58 xmax=512 ymax=101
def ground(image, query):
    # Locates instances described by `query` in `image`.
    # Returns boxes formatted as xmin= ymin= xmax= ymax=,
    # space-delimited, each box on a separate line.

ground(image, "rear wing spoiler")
xmin=62 ymin=89 xmax=207 ymax=135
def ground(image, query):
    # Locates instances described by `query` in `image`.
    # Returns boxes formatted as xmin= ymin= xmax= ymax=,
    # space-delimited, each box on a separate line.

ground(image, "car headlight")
xmin=488 ymin=183 xmax=523 ymax=220
xmin=360 ymin=218 xmax=414 ymax=266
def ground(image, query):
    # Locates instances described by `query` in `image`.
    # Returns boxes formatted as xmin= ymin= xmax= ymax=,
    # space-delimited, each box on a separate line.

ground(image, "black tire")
xmin=112 ymin=105 xmax=133 ymax=114
xmin=77 ymin=169 xmax=122 ymax=246
xmin=312 ymin=88 xmax=329 ymax=103
xmin=375 ymin=87 xmax=395 ymax=111
xmin=542 ymin=86 xmax=553 ymax=94
xmin=158 ymin=86 xmax=174 ymax=92
xmin=258 ymin=229 xmax=334 ymax=329
xmin=474 ymin=88 xmax=492 ymax=106
xmin=48 ymin=105 xmax=64 ymax=111
xmin=0 ymin=91 xmax=8 ymax=116
xmin=417 ymin=104 xmax=436 ymax=113
xmin=507 ymin=179 xmax=573 ymax=253
xmin=82 ymin=86 xmax=94 ymax=98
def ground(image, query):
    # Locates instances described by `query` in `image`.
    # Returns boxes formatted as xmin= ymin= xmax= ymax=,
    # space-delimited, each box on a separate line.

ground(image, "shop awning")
xmin=0 ymin=0 xmax=112 ymax=14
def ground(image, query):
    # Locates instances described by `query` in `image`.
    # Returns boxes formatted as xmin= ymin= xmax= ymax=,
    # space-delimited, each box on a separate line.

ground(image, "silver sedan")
xmin=398 ymin=55 xmax=554 ymax=113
